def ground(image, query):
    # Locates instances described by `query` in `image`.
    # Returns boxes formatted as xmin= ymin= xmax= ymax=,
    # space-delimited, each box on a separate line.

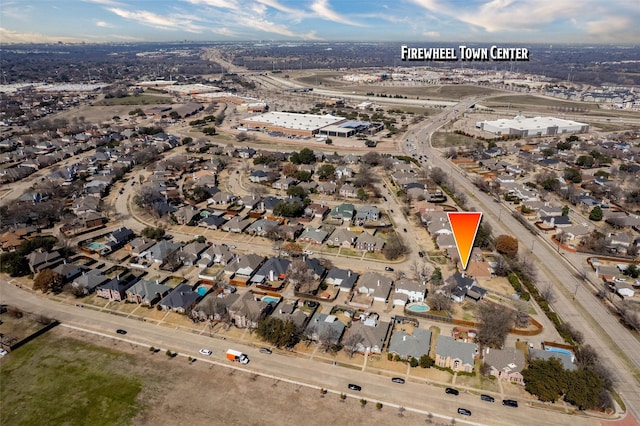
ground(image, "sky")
xmin=1 ymin=0 xmax=639 ymax=44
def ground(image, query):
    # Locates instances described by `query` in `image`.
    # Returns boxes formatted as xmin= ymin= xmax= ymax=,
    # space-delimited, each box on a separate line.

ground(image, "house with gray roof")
xmin=126 ymin=279 xmax=172 ymax=306
xmin=483 ymin=347 xmax=525 ymax=384
xmin=270 ymin=302 xmax=310 ymax=331
xmin=316 ymin=181 xmax=337 ymax=195
xmin=224 ymin=253 xmax=265 ymax=277
xmin=146 ymin=240 xmax=181 ymax=263
xmin=222 ymin=216 xmax=252 ymax=233
xmin=388 ymin=328 xmax=432 ymax=360
xmin=26 ymin=250 xmax=62 ymax=274
xmin=435 ymin=335 xmax=477 ymax=373
xmin=52 ymin=262 xmax=84 ymax=282
xmin=96 ymin=275 xmax=139 ymax=302
xmin=393 ymin=278 xmax=427 ymax=306
xmin=327 ymin=228 xmax=357 ymax=248
xmin=105 ymin=227 xmax=134 ymax=251
xmin=228 ymin=291 xmax=271 ymax=328
xmin=72 ymin=269 xmax=109 ymax=295
xmin=354 ymin=206 xmax=380 ymax=222
xmin=324 ymin=267 xmax=359 ymax=293
xmin=343 ymin=317 xmax=391 ymax=354
xmin=192 ymin=292 xmax=239 ymax=322
xmin=298 ymin=227 xmax=328 ymax=244
xmin=127 ymin=237 xmax=155 ymax=257
xmin=178 ymin=242 xmax=208 ymax=266
xmin=355 ymin=232 xmax=385 ymax=252
xmin=358 ymin=272 xmax=393 ymax=303
xmin=339 ymin=183 xmax=358 ymax=198
xmin=250 ymin=257 xmax=291 ymax=284
xmin=174 ymin=205 xmax=200 ymax=225
xmin=440 ymin=273 xmax=486 ymax=303
xmin=158 ymin=282 xmax=201 ymax=313
xmin=246 ymin=218 xmax=280 ymax=236
xmin=304 ymin=312 xmax=346 ymax=344
xmin=198 ymin=244 xmax=234 ymax=268
xmin=199 ymin=214 xmax=227 ymax=229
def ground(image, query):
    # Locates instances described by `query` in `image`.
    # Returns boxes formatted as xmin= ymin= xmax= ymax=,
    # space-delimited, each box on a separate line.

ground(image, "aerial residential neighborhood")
xmin=1 ymin=20 xmax=640 ymax=426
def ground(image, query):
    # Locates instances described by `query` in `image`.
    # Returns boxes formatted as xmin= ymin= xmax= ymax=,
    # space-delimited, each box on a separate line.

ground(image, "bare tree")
xmin=539 ymin=282 xmax=556 ymax=304
xmin=343 ymin=332 xmax=364 ymax=358
xmin=317 ymin=327 xmax=340 ymax=352
xmin=411 ymin=260 xmax=432 ymax=281
xmin=512 ymin=299 xmax=530 ymax=328
xmin=475 ymin=302 xmax=515 ymax=349
xmin=619 ymin=302 xmax=640 ymax=332
xmin=429 ymin=293 xmax=452 ymax=312
xmin=516 ymin=254 xmax=537 ymax=281
xmin=287 ymin=259 xmax=317 ymax=294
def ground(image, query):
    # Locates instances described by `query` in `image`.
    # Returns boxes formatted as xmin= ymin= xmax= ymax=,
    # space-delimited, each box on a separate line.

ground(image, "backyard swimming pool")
xmin=407 ymin=303 xmax=430 ymax=312
xmin=262 ymin=296 xmax=281 ymax=304
xmin=87 ymin=242 xmax=106 ymax=251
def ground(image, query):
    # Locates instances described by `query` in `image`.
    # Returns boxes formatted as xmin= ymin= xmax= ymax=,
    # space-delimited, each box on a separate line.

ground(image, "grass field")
xmin=431 ymin=131 xmax=479 ymax=148
xmin=484 ymin=95 xmax=600 ymax=111
xmin=1 ymin=333 xmax=143 ymax=426
xmin=341 ymin=84 xmax=502 ymax=100
xmin=96 ymin=94 xmax=173 ymax=106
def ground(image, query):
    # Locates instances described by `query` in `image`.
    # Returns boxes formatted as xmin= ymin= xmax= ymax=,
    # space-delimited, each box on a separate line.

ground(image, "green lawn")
xmin=1 ymin=333 xmax=144 ymax=426
xmin=97 ymin=94 xmax=173 ymax=106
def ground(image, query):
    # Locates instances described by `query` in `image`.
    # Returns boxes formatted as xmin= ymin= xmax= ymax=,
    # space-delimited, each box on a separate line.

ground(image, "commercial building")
xmin=240 ymin=112 xmax=346 ymax=137
xmin=476 ymin=114 xmax=589 ymax=137
xmin=317 ymin=120 xmax=384 ymax=138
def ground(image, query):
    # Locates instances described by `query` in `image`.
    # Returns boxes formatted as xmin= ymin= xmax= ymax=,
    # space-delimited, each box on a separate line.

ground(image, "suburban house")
xmin=52 ymin=262 xmax=85 ymax=282
xmin=158 ymin=282 xmax=201 ymax=313
xmin=96 ymin=275 xmax=139 ymax=302
xmin=224 ymin=253 xmax=265 ymax=277
xmin=146 ymin=240 xmax=181 ymax=264
xmin=198 ymin=244 xmax=234 ymax=268
xmin=249 ymin=169 xmax=270 ymax=183
xmin=483 ymin=347 xmax=525 ymax=384
xmin=388 ymin=328 xmax=432 ymax=360
xmin=342 ymin=316 xmax=390 ymax=354
xmin=199 ymin=214 xmax=227 ymax=230
xmin=393 ymin=278 xmax=427 ymax=306
xmin=250 ymin=257 xmax=291 ymax=285
xmin=354 ymin=206 xmax=380 ymax=222
xmin=104 ymin=227 xmax=134 ymax=252
xmin=316 ymin=181 xmax=337 ymax=195
xmin=72 ymin=269 xmax=109 ymax=294
xmin=440 ymin=273 xmax=487 ymax=303
xmin=126 ymin=237 xmax=155 ymax=257
xmin=435 ymin=335 xmax=477 ymax=373
xmin=192 ymin=292 xmax=239 ymax=322
xmin=272 ymin=177 xmax=297 ymax=190
xmin=304 ymin=203 xmax=330 ymax=220
xmin=327 ymin=228 xmax=357 ymax=248
xmin=358 ymin=272 xmax=393 ymax=303
xmin=174 ymin=205 xmax=200 ymax=225
xmin=222 ymin=216 xmax=252 ymax=233
xmin=26 ymin=250 xmax=62 ymax=273
xmin=126 ymin=279 xmax=172 ymax=306
xmin=354 ymin=232 xmax=385 ymax=252
xmin=304 ymin=312 xmax=346 ymax=344
xmin=339 ymin=184 xmax=358 ymax=198
xmin=178 ymin=242 xmax=208 ymax=266
xmin=270 ymin=302 xmax=310 ymax=331
xmin=246 ymin=219 xmax=280 ymax=237
xmin=298 ymin=227 xmax=328 ymax=244
xmin=228 ymin=291 xmax=271 ymax=328
xmin=330 ymin=203 xmax=355 ymax=222
xmin=324 ymin=267 xmax=359 ymax=293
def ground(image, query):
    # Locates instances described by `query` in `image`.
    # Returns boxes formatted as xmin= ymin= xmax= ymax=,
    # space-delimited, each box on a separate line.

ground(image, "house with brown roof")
xmin=483 ymin=347 xmax=525 ymax=384
xmin=228 ymin=291 xmax=271 ymax=328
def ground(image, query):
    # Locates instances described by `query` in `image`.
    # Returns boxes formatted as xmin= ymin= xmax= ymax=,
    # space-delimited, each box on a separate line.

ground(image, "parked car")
xmin=445 ymin=387 xmax=459 ymax=396
xmin=502 ymin=399 xmax=518 ymax=408
xmin=116 ymin=329 xmax=127 ymax=335
xmin=418 ymin=251 xmax=425 ymax=258
xmin=457 ymin=408 xmax=472 ymax=416
xmin=199 ymin=349 xmax=212 ymax=356
xmin=480 ymin=394 xmax=495 ymax=402
xmin=403 ymin=228 xmax=408 ymax=232
xmin=0 ymin=349 xmax=8 ymax=357
xmin=259 ymin=348 xmax=272 ymax=354
xmin=384 ymin=266 xmax=394 ymax=271
xmin=391 ymin=377 xmax=405 ymax=384
xmin=348 ymin=384 xmax=362 ymax=391
xmin=303 ymin=250 xmax=313 ymax=255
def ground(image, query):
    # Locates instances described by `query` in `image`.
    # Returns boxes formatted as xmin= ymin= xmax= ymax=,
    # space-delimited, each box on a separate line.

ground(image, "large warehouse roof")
xmin=477 ymin=115 xmax=588 ymax=135
xmin=242 ymin=112 xmax=345 ymax=131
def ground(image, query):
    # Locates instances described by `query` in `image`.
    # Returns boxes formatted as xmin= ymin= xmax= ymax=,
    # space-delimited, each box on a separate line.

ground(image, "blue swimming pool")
xmin=88 ymin=242 xmax=105 ymax=250
xmin=262 ymin=296 xmax=281 ymax=304
xmin=407 ymin=303 xmax=430 ymax=312
xmin=545 ymin=346 xmax=573 ymax=357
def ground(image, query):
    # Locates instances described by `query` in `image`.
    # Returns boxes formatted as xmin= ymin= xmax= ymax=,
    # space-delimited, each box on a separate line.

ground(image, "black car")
xmin=384 ymin=266 xmax=394 ymax=271
xmin=391 ymin=377 xmax=405 ymax=384
xmin=403 ymin=228 xmax=408 ymax=232
xmin=480 ymin=394 xmax=495 ymax=402
xmin=445 ymin=387 xmax=459 ymax=396
xmin=116 ymin=329 xmax=127 ymax=335
xmin=348 ymin=384 xmax=362 ymax=391
xmin=259 ymin=348 xmax=272 ymax=354
xmin=418 ymin=251 xmax=425 ymax=258
xmin=457 ymin=408 xmax=471 ymax=416
xmin=502 ymin=399 xmax=518 ymax=408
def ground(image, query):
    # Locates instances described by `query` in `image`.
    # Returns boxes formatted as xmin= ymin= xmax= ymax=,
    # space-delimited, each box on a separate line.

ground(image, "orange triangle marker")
xmin=447 ymin=212 xmax=483 ymax=270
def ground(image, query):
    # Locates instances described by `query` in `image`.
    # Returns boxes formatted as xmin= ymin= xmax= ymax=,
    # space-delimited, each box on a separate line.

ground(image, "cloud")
xmin=95 ymin=20 xmax=114 ymax=28
xmin=423 ymin=31 xmax=440 ymax=38
xmin=310 ymin=0 xmax=364 ymax=26
xmin=255 ymin=0 xmax=301 ymax=16
xmin=585 ymin=16 xmax=636 ymax=42
xmin=106 ymin=7 xmax=206 ymax=33
xmin=0 ymin=26 xmax=80 ymax=43
xmin=182 ymin=0 xmax=239 ymax=10
xmin=211 ymin=27 xmax=238 ymax=37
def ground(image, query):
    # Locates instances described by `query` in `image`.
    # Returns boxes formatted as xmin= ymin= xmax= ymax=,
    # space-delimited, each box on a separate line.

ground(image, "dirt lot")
xmin=3 ymin=327 xmax=442 ymax=426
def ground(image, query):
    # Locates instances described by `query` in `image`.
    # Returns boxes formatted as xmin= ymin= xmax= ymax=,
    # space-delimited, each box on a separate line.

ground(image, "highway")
xmin=402 ymin=98 xmax=640 ymax=420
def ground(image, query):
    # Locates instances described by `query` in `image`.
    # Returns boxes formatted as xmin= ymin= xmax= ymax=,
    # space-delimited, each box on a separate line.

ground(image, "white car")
xmin=0 ymin=349 xmax=8 ymax=357
xmin=199 ymin=349 xmax=212 ymax=356
xmin=303 ymin=250 xmax=313 ymax=255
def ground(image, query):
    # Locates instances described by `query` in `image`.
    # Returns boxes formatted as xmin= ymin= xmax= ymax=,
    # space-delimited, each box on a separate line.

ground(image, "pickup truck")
xmin=226 ymin=349 xmax=249 ymax=364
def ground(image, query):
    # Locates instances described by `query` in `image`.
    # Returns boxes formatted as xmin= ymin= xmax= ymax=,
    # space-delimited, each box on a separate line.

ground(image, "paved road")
xmin=0 ymin=281 xmax=600 ymax=426
xmin=403 ymin=99 xmax=640 ymax=421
